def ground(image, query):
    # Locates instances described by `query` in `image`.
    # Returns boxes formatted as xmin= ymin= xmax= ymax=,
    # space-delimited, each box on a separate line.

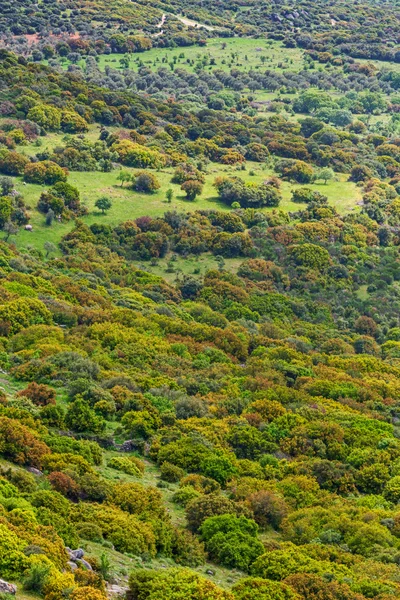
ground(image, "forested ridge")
xmin=1 ymin=1 xmax=400 ymax=599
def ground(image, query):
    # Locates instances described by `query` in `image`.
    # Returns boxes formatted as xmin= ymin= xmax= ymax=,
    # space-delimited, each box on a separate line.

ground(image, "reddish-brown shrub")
xmin=17 ymin=382 xmax=56 ymax=406
xmin=48 ymin=471 xmax=80 ymax=499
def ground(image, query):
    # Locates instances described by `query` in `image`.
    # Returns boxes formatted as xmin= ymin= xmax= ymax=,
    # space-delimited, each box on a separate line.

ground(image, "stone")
xmin=107 ymin=584 xmax=129 ymax=596
xmin=76 ymin=558 xmax=92 ymax=571
xmin=67 ymin=561 xmax=78 ymax=572
xmin=0 ymin=580 xmax=17 ymax=594
xmin=26 ymin=467 xmax=43 ymax=476
xmin=68 ymin=548 xmax=85 ymax=560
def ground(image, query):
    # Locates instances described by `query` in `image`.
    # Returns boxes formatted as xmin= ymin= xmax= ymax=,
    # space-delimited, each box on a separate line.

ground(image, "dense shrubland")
xmin=0 ymin=0 xmax=400 ymax=598
xmin=0 ymin=189 xmax=400 ymax=597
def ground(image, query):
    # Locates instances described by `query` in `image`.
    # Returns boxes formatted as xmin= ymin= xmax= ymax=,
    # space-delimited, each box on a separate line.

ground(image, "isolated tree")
xmin=44 ymin=241 xmax=57 ymax=258
xmin=46 ymin=209 xmax=55 ymax=226
xmin=181 ymin=180 xmax=203 ymax=201
xmin=0 ymin=177 xmax=14 ymax=196
xmin=95 ymin=196 xmax=112 ymax=214
xmin=3 ymin=221 xmax=18 ymax=241
xmin=133 ymin=172 xmax=160 ymax=193
xmin=166 ymin=188 xmax=174 ymax=203
xmin=316 ymin=167 xmax=335 ymax=184
xmin=117 ymin=170 xmax=132 ymax=187
xmin=119 ymin=56 xmax=130 ymax=69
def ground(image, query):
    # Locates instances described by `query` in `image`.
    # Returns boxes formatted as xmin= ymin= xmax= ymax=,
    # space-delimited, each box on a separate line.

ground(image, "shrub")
xmin=0 ymin=151 xmax=30 ymax=175
xmin=107 ymin=456 xmax=144 ymax=477
xmin=232 ymin=578 xmax=297 ymax=600
xmin=24 ymin=161 xmax=67 ymax=185
xmin=133 ymin=171 xmax=160 ymax=193
xmin=65 ymin=397 xmax=106 ymax=433
xmin=291 ymin=188 xmax=326 ymax=204
xmin=186 ymin=494 xmax=247 ymax=532
xmin=180 ymin=475 xmax=220 ymax=495
xmin=75 ymin=523 xmax=103 ymax=543
xmin=0 ymin=417 xmax=50 ymax=468
xmin=0 ymin=297 xmax=52 ymax=335
xmin=214 ymin=176 xmax=280 ymax=208
xmin=42 ymin=570 xmax=75 ymax=600
xmin=70 ymin=586 xmax=106 ymax=600
xmin=275 ymin=160 xmax=314 ymax=183
xmin=48 ymin=471 xmax=80 ymax=499
xmin=246 ymin=490 xmax=288 ymax=529
xmin=17 ymin=382 xmax=56 ymax=406
xmin=128 ymin=568 xmax=233 ymax=600
xmin=172 ymin=529 xmax=206 ymax=567
xmin=27 ymin=104 xmax=62 ymax=131
xmin=172 ymin=486 xmax=201 ymax=507
xmin=160 ymin=462 xmax=185 ymax=483
xmin=111 ymin=140 xmax=165 ymax=168
xmin=0 ymin=523 xmax=29 ymax=579
xmin=30 ymin=490 xmax=70 ymax=517
xmin=0 ymin=467 xmax=36 ymax=493
xmin=71 ymin=504 xmax=156 ymax=556
xmin=384 ymin=476 xmax=400 ymax=503
xmin=23 ymin=562 xmax=52 ymax=594
xmin=200 ymin=514 xmax=264 ymax=571
xmin=109 ymin=482 xmax=165 ymax=519
xmin=284 ymin=573 xmax=361 ymax=600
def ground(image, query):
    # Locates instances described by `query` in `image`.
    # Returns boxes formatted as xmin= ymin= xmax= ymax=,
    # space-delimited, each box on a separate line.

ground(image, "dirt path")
xmin=175 ymin=14 xmax=216 ymax=31
xmin=152 ymin=13 xmax=166 ymax=37
xmin=157 ymin=13 xmax=166 ymax=28
xmin=152 ymin=12 xmax=220 ymax=38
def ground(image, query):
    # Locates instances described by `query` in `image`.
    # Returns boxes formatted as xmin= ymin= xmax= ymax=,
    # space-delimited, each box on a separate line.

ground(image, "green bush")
xmin=108 ymin=456 xmax=144 ymax=477
xmin=160 ymin=462 xmax=185 ymax=483
xmin=200 ymin=514 xmax=264 ymax=571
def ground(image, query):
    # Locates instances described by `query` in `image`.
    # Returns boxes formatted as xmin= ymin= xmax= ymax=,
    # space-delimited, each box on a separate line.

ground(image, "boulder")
xmin=76 ymin=558 xmax=92 ymax=571
xmin=0 ymin=580 xmax=17 ymax=594
xmin=27 ymin=467 xmax=43 ymax=476
xmin=67 ymin=548 xmax=85 ymax=560
xmin=107 ymin=584 xmax=129 ymax=596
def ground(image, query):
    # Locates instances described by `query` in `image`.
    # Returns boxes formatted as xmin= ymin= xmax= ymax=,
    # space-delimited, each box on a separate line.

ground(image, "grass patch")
xmin=13 ymin=159 xmax=361 ymax=254
xmin=9 ymin=126 xmax=361 ymax=255
xmin=61 ymin=38 xmax=306 ymax=76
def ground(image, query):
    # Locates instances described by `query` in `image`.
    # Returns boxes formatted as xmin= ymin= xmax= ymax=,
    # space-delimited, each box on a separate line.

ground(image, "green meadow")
xmin=12 ymin=139 xmax=361 ymax=256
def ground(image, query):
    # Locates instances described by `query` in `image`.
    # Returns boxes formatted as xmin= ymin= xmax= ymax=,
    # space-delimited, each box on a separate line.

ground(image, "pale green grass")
xmin=143 ymin=254 xmax=244 ymax=283
xmin=13 ymin=158 xmax=361 ymax=255
xmin=356 ymin=285 xmax=370 ymax=301
xmin=61 ymin=38 xmax=305 ymax=76
xmin=8 ymin=126 xmax=362 ymax=254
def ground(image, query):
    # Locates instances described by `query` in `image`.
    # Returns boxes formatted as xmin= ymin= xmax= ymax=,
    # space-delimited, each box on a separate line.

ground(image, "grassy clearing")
xmin=8 ymin=125 xmax=361 ymax=255
xmin=144 ymin=254 xmax=244 ymax=283
xmin=64 ymin=38 xmax=305 ymax=76
xmin=13 ymin=161 xmax=361 ymax=255
xmin=12 ymin=161 xmax=361 ymax=256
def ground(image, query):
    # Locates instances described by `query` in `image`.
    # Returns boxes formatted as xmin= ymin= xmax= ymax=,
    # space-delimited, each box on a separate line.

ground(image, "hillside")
xmin=0 ymin=1 xmax=400 ymax=600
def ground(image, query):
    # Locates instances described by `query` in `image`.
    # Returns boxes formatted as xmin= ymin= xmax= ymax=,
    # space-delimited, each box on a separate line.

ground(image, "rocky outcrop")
xmin=76 ymin=558 xmax=93 ymax=570
xmin=66 ymin=548 xmax=92 ymax=570
xmin=0 ymin=580 xmax=17 ymax=594
xmin=26 ymin=467 xmax=43 ymax=476
xmin=107 ymin=584 xmax=129 ymax=596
